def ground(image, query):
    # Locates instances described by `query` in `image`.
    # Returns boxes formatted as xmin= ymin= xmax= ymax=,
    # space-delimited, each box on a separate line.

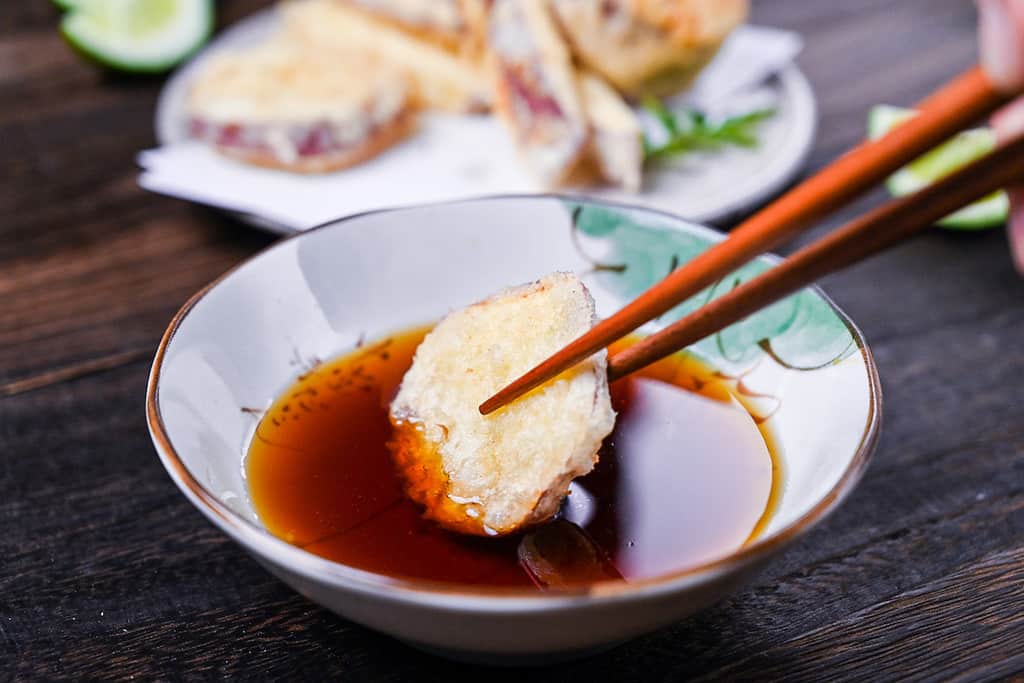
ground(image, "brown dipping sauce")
xmin=246 ymin=327 xmax=781 ymax=589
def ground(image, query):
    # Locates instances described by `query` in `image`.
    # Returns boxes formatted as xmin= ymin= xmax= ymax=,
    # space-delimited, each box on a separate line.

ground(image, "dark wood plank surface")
xmin=3 ymin=1 xmax=1023 ymax=679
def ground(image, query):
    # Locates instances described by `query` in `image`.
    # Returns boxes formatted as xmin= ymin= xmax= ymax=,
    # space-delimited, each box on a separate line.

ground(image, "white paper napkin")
xmin=139 ymin=25 xmax=803 ymax=231
xmin=684 ymin=25 xmax=804 ymax=110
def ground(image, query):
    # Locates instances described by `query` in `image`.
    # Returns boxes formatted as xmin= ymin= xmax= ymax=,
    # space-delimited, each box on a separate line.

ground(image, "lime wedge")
xmin=59 ymin=0 xmax=213 ymax=74
xmin=867 ymin=105 xmax=1009 ymax=230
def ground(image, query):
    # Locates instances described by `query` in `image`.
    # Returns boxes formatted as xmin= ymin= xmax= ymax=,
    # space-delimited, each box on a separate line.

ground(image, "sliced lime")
xmin=60 ymin=0 xmax=213 ymax=74
xmin=867 ymin=104 xmax=1008 ymax=231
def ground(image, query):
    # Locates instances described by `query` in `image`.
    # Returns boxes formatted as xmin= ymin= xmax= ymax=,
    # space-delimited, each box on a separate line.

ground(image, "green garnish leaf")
xmin=643 ymin=96 xmax=680 ymax=137
xmin=643 ymin=101 xmax=775 ymax=163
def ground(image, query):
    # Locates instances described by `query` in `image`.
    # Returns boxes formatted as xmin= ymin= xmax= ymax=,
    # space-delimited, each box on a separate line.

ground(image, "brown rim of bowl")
xmin=146 ymin=194 xmax=882 ymax=608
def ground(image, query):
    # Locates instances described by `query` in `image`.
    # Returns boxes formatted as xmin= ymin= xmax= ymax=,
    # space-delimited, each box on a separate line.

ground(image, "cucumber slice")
xmin=867 ymin=104 xmax=1008 ymax=231
xmin=60 ymin=0 xmax=213 ymax=74
xmin=867 ymin=104 xmax=915 ymax=140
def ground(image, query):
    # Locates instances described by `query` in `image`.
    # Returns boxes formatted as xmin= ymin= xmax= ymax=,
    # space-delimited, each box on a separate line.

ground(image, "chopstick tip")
xmin=478 ymin=394 xmax=500 ymax=415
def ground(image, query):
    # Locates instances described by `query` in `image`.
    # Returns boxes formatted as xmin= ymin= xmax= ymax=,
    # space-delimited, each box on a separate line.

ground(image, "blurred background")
xmin=4 ymin=1 xmax=1023 ymax=680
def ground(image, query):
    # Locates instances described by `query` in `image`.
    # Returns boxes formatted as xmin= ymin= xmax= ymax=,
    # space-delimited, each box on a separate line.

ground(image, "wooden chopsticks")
xmin=608 ymin=130 xmax=1024 ymax=379
xmin=480 ymin=66 xmax=1014 ymax=415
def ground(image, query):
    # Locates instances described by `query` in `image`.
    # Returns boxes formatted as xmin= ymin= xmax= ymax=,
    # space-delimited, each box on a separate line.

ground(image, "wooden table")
xmin=4 ymin=1 xmax=1023 ymax=679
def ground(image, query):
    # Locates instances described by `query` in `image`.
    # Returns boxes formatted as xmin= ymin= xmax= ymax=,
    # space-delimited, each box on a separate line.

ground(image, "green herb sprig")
xmin=643 ymin=97 xmax=776 ymax=163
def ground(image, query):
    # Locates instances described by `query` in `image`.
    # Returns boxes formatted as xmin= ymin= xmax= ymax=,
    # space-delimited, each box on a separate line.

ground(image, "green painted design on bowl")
xmin=568 ymin=202 xmax=856 ymax=371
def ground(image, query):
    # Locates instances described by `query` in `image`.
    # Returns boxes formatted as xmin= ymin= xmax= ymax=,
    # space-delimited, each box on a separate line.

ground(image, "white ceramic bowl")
xmin=147 ymin=196 xmax=880 ymax=663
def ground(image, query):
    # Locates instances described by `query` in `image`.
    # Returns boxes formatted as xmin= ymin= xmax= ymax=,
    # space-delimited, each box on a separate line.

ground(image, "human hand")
xmin=978 ymin=0 xmax=1024 ymax=272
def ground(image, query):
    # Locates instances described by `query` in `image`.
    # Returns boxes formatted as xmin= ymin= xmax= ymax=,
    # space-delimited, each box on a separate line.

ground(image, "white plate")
xmin=153 ymin=9 xmax=816 ymax=234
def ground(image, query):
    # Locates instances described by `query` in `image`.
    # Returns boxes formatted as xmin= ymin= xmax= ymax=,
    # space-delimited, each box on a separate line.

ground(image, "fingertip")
xmin=992 ymin=98 xmax=1024 ymax=139
xmin=1008 ymin=188 xmax=1024 ymax=274
xmin=978 ymin=0 xmax=1024 ymax=91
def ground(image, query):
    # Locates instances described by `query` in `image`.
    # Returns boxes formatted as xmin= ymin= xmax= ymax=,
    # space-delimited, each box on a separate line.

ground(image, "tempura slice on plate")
xmin=282 ymin=0 xmax=491 ymax=112
xmin=487 ymin=0 xmax=591 ymax=187
xmin=187 ymin=40 xmax=413 ymax=173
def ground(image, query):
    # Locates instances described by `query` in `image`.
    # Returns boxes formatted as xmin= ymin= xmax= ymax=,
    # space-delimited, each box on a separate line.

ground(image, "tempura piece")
xmin=488 ymin=0 xmax=591 ymax=187
xmin=551 ymin=0 xmax=748 ymax=98
xmin=389 ymin=272 xmax=615 ymax=536
xmin=282 ymin=0 xmax=491 ymax=113
xmin=187 ymin=41 xmax=413 ymax=172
